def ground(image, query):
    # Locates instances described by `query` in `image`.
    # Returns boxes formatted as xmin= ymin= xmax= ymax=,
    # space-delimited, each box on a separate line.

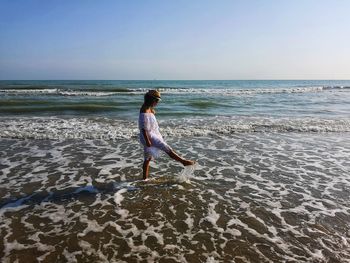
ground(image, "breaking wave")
xmin=0 ymin=116 xmax=349 ymax=140
xmin=0 ymin=86 xmax=349 ymax=97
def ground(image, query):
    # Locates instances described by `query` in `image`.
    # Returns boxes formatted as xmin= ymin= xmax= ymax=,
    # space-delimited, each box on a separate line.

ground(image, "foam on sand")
xmin=0 ymin=132 xmax=349 ymax=262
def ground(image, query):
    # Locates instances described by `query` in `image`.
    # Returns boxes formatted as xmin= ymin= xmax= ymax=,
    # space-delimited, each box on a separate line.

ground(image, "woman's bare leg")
xmin=167 ymin=150 xmax=195 ymax=166
xmin=143 ymin=158 xmax=151 ymax=180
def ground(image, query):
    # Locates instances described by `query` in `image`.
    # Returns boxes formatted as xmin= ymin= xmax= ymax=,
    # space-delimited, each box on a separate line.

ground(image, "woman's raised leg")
xmin=167 ymin=150 xmax=195 ymax=166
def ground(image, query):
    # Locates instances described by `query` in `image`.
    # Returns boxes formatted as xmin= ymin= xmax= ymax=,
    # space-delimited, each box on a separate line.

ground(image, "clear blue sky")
xmin=1 ymin=0 xmax=349 ymax=80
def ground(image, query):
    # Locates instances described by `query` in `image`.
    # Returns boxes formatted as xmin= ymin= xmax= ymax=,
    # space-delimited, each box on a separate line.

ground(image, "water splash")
xmin=177 ymin=163 xmax=197 ymax=183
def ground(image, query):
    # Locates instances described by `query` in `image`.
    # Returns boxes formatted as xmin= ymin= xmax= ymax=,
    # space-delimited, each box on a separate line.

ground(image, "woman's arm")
xmin=142 ymin=128 xmax=152 ymax=147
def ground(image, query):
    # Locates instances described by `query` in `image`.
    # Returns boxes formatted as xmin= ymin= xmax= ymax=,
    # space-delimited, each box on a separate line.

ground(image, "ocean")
xmin=0 ymin=80 xmax=349 ymax=262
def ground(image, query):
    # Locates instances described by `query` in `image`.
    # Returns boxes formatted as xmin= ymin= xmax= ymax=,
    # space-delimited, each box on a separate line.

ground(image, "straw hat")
xmin=147 ymin=90 xmax=161 ymax=100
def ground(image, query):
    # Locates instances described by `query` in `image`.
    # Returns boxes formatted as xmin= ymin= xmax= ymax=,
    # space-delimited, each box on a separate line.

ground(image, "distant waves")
xmin=1 ymin=85 xmax=349 ymax=97
xmin=1 ymin=80 xmax=349 ymax=119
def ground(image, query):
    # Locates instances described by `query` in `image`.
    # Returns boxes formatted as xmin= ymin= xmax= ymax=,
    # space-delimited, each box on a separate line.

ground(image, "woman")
xmin=139 ymin=90 xmax=195 ymax=180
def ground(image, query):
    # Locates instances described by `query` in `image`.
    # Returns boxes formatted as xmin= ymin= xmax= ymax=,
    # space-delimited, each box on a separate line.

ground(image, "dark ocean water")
xmin=0 ymin=79 xmax=349 ymax=118
xmin=0 ymin=80 xmax=349 ymax=262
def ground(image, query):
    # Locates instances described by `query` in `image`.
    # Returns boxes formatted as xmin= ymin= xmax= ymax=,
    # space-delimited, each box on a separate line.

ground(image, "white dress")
xmin=138 ymin=113 xmax=172 ymax=160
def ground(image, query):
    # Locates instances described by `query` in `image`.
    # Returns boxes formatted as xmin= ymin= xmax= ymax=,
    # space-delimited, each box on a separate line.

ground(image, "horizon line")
xmin=1 ymin=79 xmax=350 ymax=81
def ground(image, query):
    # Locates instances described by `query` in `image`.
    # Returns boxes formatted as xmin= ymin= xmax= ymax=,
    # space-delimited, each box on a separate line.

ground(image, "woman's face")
xmin=152 ymin=99 xmax=159 ymax=107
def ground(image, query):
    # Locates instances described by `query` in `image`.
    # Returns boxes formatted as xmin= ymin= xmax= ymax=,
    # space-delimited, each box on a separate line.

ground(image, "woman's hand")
xmin=142 ymin=129 xmax=152 ymax=147
xmin=146 ymin=140 xmax=152 ymax=147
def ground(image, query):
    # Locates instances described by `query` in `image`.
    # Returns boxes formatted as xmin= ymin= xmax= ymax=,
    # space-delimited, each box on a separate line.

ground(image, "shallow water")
xmin=1 ymin=132 xmax=349 ymax=262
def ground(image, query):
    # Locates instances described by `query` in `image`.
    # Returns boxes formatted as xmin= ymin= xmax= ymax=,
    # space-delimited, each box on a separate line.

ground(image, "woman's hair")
xmin=143 ymin=93 xmax=159 ymax=113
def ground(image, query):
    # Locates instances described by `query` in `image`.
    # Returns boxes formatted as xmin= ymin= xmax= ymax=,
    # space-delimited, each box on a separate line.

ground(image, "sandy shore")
xmin=1 ymin=134 xmax=350 ymax=262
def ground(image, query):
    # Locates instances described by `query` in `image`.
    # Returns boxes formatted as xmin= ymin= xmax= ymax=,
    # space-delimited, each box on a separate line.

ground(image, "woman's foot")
xmin=182 ymin=160 xmax=196 ymax=166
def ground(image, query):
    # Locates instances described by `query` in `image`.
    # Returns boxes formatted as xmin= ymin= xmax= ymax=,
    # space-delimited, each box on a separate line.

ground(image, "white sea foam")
xmin=58 ymin=91 xmax=117 ymax=97
xmin=204 ymin=200 xmax=221 ymax=228
xmin=0 ymin=88 xmax=59 ymax=94
xmin=1 ymin=85 xmax=349 ymax=97
xmin=114 ymin=188 xmax=128 ymax=206
xmin=0 ymin=116 xmax=349 ymax=141
xmin=155 ymin=86 xmax=328 ymax=95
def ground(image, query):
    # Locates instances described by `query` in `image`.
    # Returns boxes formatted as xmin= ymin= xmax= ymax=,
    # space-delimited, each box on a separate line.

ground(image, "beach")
xmin=1 ymin=80 xmax=350 ymax=262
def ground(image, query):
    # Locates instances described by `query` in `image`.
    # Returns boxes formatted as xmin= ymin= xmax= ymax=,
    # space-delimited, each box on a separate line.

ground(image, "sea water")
xmin=0 ymin=80 xmax=349 ymax=262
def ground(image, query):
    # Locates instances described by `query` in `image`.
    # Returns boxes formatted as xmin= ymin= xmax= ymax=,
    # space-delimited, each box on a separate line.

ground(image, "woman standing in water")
xmin=139 ymin=90 xmax=195 ymax=180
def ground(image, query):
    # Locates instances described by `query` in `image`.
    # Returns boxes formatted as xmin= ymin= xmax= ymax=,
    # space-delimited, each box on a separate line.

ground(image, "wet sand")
xmin=1 ymin=133 xmax=350 ymax=262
